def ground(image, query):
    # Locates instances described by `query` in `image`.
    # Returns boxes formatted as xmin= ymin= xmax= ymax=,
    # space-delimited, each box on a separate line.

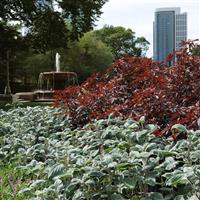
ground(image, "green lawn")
xmin=0 ymin=164 xmax=28 ymax=200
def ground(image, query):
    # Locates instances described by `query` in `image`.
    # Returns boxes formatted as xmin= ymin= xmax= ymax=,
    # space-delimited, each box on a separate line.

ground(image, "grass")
xmin=0 ymin=164 xmax=29 ymax=200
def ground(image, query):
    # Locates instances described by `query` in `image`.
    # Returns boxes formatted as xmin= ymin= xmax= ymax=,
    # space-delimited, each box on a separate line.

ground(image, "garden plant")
xmin=0 ymin=105 xmax=200 ymax=199
xmin=0 ymin=40 xmax=200 ymax=200
xmin=55 ymin=40 xmax=200 ymax=137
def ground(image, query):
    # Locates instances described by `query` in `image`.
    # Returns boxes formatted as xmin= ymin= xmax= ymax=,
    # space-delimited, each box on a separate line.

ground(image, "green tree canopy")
xmin=62 ymin=32 xmax=114 ymax=82
xmin=192 ymin=44 xmax=200 ymax=56
xmin=0 ymin=0 xmax=108 ymax=92
xmin=9 ymin=32 xmax=114 ymax=88
xmin=0 ymin=22 xmax=28 ymax=93
xmin=0 ymin=0 xmax=108 ymax=52
xmin=0 ymin=22 xmax=25 ymax=57
xmin=94 ymin=25 xmax=150 ymax=59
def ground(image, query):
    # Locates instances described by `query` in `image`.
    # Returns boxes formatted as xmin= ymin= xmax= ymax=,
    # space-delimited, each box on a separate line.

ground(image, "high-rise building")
xmin=153 ymin=7 xmax=187 ymax=64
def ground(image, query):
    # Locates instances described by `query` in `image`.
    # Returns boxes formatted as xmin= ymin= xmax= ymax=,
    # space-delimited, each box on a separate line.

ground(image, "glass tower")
xmin=153 ymin=7 xmax=187 ymax=65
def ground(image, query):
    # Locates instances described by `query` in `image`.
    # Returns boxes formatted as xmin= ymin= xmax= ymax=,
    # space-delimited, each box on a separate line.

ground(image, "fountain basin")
xmin=13 ymin=52 xmax=77 ymax=103
xmin=13 ymin=71 xmax=78 ymax=103
xmin=14 ymin=90 xmax=53 ymax=103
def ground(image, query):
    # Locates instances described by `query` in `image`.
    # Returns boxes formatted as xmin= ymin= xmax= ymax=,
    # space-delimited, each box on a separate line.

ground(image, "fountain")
xmin=56 ymin=52 xmax=60 ymax=72
xmin=14 ymin=53 xmax=78 ymax=103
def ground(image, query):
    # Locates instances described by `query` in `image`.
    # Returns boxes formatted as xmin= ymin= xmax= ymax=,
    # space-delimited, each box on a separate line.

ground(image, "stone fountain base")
xmin=13 ymin=90 xmax=54 ymax=103
xmin=12 ymin=68 xmax=78 ymax=103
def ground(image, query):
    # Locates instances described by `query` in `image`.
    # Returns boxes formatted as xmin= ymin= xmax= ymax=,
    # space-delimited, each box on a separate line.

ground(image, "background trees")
xmin=60 ymin=26 xmax=150 ymax=82
xmin=61 ymin=32 xmax=114 ymax=82
xmin=0 ymin=0 xmax=108 ymax=51
xmin=94 ymin=25 xmax=150 ymax=59
xmin=0 ymin=0 xmax=108 ymax=93
xmin=192 ymin=44 xmax=200 ymax=56
xmin=0 ymin=1 xmax=151 ymax=93
xmin=0 ymin=22 xmax=27 ymax=93
xmin=14 ymin=32 xmax=114 ymax=87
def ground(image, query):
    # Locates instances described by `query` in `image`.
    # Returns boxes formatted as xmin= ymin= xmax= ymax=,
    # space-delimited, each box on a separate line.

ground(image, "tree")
xmin=134 ymin=36 xmax=151 ymax=57
xmin=0 ymin=22 xmax=24 ymax=61
xmin=0 ymin=0 xmax=108 ymax=92
xmin=62 ymin=32 xmax=114 ymax=82
xmin=13 ymin=52 xmax=53 ymax=90
xmin=0 ymin=22 xmax=26 ymax=93
xmin=94 ymin=25 xmax=150 ymax=59
xmin=192 ymin=44 xmax=200 ymax=56
xmin=0 ymin=0 xmax=108 ymax=52
xmin=10 ymin=31 xmax=113 ymax=90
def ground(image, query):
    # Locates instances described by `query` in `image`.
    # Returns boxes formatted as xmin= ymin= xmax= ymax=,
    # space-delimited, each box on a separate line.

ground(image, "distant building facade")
xmin=153 ymin=7 xmax=187 ymax=65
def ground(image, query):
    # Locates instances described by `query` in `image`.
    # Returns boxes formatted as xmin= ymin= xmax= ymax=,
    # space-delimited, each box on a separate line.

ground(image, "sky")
xmin=96 ymin=0 xmax=200 ymax=57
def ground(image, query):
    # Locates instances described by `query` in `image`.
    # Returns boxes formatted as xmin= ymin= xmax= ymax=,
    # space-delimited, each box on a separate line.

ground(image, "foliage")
xmin=1 ymin=29 xmax=113 ymax=93
xmin=94 ymin=25 xmax=150 ymax=59
xmin=0 ymin=22 xmax=28 ymax=93
xmin=1 ymin=106 xmax=200 ymax=199
xmin=0 ymin=0 xmax=108 ymax=92
xmin=0 ymin=164 xmax=28 ymax=199
xmin=10 ymin=31 xmax=113 ymax=91
xmin=0 ymin=49 xmax=53 ymax=93
xmin=0 ymin=0 xmax=108 ymax=52
xmin=0 ymin=22 xmax=24 ymax=54
xmin=14 ymin=51 xmax=54 ymax=88
xmin=29 ymin=10 xmax=69 ymax=52
xmin=62 ymin=32 xmax=114 ymax=82
xmin=55 ymin=40 xmax=200 ymax=134
xmin=192 ymin=44 xmax=200 ymax=56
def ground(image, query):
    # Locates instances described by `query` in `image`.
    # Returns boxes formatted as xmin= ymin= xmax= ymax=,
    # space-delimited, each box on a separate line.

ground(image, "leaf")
xmin=66 ymin=181 xmax=80 ymax=195
xmin=164 ymin=157 xmax=178 ymax=170
xmin=18 ymin=188 xmax=32 ymax=194
xmin=145 ymin=177 xmax=156 ymax=186
xmin=108 ymin=162 xmax=117 ymax=168
xmin=141 ymin=192 xmax=164 ymax=200
xmin=129 ymin=123 xmax=139 ymax=130
xmin=135 ymin=130 xmax=149 ymax=142
xmin=139 ymin=116 xmax=145 ymax=124
xmin=190 ymin=150 xmax=200 ymax=160
xmin=144 ymin=143 xmax=158 ymax=152
xmin=123 ymin=177 xmax=137 ymax=189
xmin=85 ymin=179 xmax=95 ymax=185
xmin=29 ymin=180 xmax=45 ymax=189
xmin=159 ymin=150 xmax=177 ymax=157
xmin=48 ymin=163 xmax=65 ymax=179
xmin=72 ymin=189 xmax=85 ymax=200
xmin=88 ymin=170 xmax=105 ymax=178
xmin=54 ymin=178 xmax=63 ymax=192
xmin=131 ymin=197 xmax=140 ymax=200
xmin=166 ymin=173 xmax=189 ymax=187
xmin=111 ymin=193 xmax=125 ymax=200
xmin=117 ymin=163 xmax=134 ymax=170
xmin=138 ymin=152 xmax=152 ymax=159
xmin=171 ymin=124 xmax=188 ymax=133
xmin=58 ymin=168 xmax=74 ymax=179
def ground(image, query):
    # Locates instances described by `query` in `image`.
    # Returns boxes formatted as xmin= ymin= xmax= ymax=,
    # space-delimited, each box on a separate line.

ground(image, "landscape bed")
xmin=0 ymin=106 xmax=200 ymax=200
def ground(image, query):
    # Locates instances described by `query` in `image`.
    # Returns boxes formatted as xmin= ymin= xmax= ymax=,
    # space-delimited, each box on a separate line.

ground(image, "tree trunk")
xmin=4 ymin=50 xmax=11 ymax=94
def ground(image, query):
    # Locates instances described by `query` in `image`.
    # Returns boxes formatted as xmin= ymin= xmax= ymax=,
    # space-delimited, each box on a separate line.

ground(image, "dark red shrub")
xmin=54 ymin=40 xmax=200 ymax=133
